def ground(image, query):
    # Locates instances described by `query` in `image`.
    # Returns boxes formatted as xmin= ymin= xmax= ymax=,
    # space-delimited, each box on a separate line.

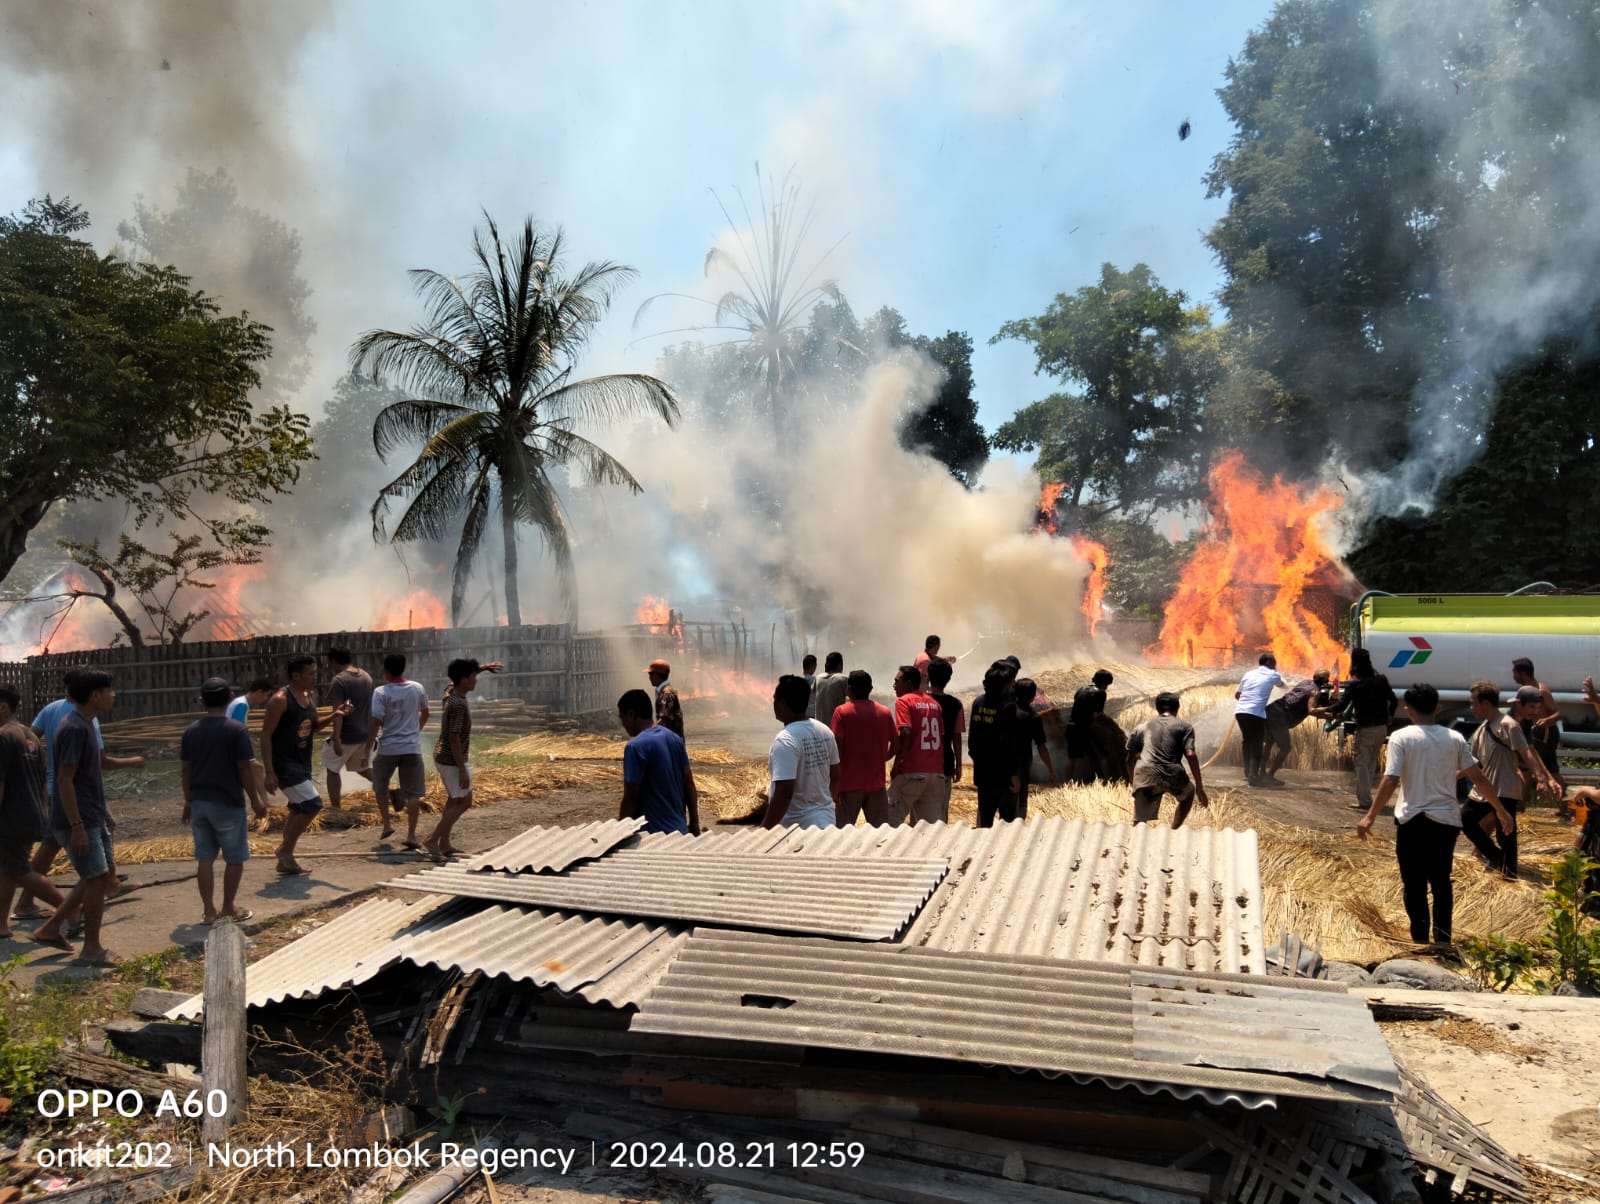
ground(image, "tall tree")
xmin=991 ymin=263 xmax=1219 ymax=518
xmin=887 ymin=325 xmax=987 ymax=486
xmin=636 ymin=166 xmax=843 ymax=437
xmin=354 ymin=215 xmax=679 ymax=626
xmin=118 ymin=168 xmax=316 ymax=405
xmin=0 ymin=197 xmax=312 ymax=587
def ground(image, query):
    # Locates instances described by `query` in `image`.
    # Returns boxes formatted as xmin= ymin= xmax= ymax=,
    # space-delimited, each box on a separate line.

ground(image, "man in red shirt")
xmin=913 ymin=635 xmax=957 ymax=694
xmin=890 ymin=665 xmax=947 ymax=825
xmin=829 ymin=670 xmax=897 ymax=826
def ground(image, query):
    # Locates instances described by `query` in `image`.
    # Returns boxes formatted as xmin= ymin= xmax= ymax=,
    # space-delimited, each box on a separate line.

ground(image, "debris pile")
xmin=108 ymin=818 xmax=1529 ymax=1203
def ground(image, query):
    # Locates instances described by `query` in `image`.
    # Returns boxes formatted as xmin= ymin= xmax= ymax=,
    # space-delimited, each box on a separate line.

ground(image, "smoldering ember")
xmin=1 ymin=3 xmax=1598 ymax=1204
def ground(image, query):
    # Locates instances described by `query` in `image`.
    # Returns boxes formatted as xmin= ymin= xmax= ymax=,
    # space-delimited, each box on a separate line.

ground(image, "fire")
xmin=374 ymin=589 xmax=449 ymax=630
xmin=202 ymin=562 xmax=266 ymax=641
xmin=1034 ymin=482 xmax=1067 ymax=534
xmin=1070 ymin=536 xmax=1110 ymax=636
xmin=681 ymin=667 xmax=772 ymax=703
xmin=634 ymin=595 xmax=672 ymax=629
xmin=1152 ymin=451 xmax=1353 ymax=672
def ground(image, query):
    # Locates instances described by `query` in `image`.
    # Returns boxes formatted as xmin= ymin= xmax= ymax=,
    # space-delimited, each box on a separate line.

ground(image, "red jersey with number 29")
xmin=895 ymin=692 xmax=946 ymax=775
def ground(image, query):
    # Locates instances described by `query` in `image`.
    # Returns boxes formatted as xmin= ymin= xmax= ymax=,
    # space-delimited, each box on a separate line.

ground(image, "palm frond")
xmin=449 ymin=467 xmax=495 ymax=623
xmin=536 ymin=373 xmax=679 ymax=429
xmin=371 ymin=451 xmax=482 ymax=544
xmin=371 ymin=399 xmax=475 ymax=459
xmin=541 ymin=424 xmax=644 ymax=493
xmin=350 ymin=328 xmax=487 ymax=405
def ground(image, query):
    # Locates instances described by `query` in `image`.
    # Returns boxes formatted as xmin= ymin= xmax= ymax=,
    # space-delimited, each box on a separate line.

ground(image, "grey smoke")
xmin=1350 ymin=0 xmax=1600 ymax=517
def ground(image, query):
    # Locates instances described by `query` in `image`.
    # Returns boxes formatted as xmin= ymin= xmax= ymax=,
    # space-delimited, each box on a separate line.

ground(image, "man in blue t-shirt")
xmin=616 ymin=689 xmax=699 ymax=835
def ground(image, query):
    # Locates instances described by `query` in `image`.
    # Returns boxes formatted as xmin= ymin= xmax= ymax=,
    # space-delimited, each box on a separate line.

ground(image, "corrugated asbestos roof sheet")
xmin=167 ymin=893 xmax=454 ymax=1020
xmin=464 ymin=817 xmax=645 ymax=873
xmin=394 ymin=850 xmax=950 ymax=940
xmin=631 ymin=929 xmax=1394 ymax=1107
xmin=387 ymin=902 xmax=687 ymax=1008
xmin=640 ymin=818 xmax=1264 ymax=973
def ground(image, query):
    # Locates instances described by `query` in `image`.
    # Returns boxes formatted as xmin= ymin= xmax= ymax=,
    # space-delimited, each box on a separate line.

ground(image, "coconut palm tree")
xmin=353 ymin=215 xmax=678 ymax=626
xmin=633 ymin=165 xmax=843 ymax=436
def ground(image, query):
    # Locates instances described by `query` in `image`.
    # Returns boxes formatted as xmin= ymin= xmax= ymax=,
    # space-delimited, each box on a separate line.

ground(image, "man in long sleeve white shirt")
xmin=1234 ymin=652 xmax=1284 ymax=788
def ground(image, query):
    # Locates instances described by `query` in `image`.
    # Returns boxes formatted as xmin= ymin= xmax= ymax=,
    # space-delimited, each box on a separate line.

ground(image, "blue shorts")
xmin=49 ymin=824 xmax=115 ymax=881
xmin=191 ymin=798 xmax=251 ymax=864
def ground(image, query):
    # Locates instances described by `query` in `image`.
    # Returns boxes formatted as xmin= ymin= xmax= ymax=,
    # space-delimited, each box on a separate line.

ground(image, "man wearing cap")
xmin=182 ymin=678 xmax=270 ymax=924
xmin=646 ymin=660 xmax=684 ymax=741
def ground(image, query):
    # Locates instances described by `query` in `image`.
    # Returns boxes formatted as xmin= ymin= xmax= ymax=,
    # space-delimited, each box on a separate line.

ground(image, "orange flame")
xmin=202 ymin=562 xmax=266 ymax=641
xmin=1152 ymin=451 xmax=1351 ymax=672
xmin=1070 ymin=536 xmax=1110 ymax=636
xmin=634 ymin=595 xmax=672 ymax=628
xmin=374 ymin=589 xmax=449 ymax=630
xmin=681 ymin=667 xmax=771 ymax=703
xmin=1034 ymin=482 xmax=1067 ymax=534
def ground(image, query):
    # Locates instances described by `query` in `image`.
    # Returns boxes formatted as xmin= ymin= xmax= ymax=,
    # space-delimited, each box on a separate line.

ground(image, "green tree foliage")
xmin=896 ymin=329 xmax=988 ymax=487
xmin=1211 ymin=0 xmax=1600 ymax=586
xmin=991 ymin=263 xmax=1220 ymax=519
xmin=0 ymin=197 xmax=312 ymax=588
xmin=1203 ymin=0 xmax=1439 ymax=471
xmin=118 ymin=168 xmax=316 ymax=404
xmin=1347 ymin=345 xmax=1600 ymax=591
xmin=354 ymin=215 xmax=679 ymax=626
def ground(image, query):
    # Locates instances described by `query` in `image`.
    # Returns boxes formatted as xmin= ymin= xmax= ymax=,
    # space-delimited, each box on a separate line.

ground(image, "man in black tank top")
xmin=261 ymin=655 xmax=349 ymax=875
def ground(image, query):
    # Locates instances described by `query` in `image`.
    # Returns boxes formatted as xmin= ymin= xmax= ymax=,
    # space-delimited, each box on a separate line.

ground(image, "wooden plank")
xmin=201 ymin=919 xmax=248 ymax=1143
xmin=56 ymin=1049 xmax=191 ymax=1101
xmin=131 ymin=987 xmax=193 ymax=1018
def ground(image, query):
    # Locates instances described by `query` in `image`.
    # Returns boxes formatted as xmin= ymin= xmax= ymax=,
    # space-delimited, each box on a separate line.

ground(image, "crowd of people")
xmin=620 ymin=642 xmax=1214 ymax=837
xmin=0 ymin=648 xmax=502 ymax=966
xmin=1230 ymin=649 xmax=1598 ymax=948
xmin=4 ymin=636 xmax=1596 ymax=968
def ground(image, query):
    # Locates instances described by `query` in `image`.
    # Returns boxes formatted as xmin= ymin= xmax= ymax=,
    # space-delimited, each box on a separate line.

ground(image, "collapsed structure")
xmin=115 ymin=817 xmax=1528 ymax=1204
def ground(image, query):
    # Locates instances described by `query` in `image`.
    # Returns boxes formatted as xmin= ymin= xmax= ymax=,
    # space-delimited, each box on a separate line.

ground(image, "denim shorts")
xmin=191 ymin=798 xmax=251 ymax=864
xmin=50 ymin=823 xmax=115 ymax=881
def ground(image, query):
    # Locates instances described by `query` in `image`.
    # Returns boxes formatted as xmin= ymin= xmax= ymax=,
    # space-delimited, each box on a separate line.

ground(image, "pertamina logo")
xmin=1388 ymin=637 xmax=1433 ymax=669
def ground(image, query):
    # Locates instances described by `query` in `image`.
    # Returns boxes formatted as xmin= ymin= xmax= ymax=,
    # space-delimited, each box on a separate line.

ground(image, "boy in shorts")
xmin=183 ymin=677 xmax=270 ymax=921
xmin=425 ymin=657 xmax=500 ymax=860
xmin=261 ymin=656 xmax=350 ymax=875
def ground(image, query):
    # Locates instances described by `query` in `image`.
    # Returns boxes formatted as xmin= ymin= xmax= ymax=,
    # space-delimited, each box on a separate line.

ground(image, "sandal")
xmin=10 ymin=907 xmax=43 ymax=921
xmin=401 ymin=840 xmax=422 ymax=851
xmin=71 ymin=949 xmax=124 ymax=968
xmin=219 ymin=909 xmax=253 ymax=923
xmin=275 ymin=862 xmax=310 ymax=876
xmin=28 ymin=931 xmax=74 ymax=953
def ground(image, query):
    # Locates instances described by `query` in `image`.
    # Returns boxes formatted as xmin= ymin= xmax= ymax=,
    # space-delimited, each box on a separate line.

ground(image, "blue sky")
xmin=1 ymin=0 xmax=1277 ymax=436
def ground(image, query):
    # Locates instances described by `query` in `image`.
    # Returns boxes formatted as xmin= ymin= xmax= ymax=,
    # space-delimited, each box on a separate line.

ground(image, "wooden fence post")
xmin=201 ymin=919 xmax=248 ymax=1144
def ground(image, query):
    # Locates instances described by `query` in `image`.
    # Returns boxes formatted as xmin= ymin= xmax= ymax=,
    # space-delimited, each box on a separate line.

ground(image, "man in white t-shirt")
xmin=1233 ymin=652 xmax=1285 ymax=788
xmin=369 ymin=652 xmax=431 ymax=848
xmin=1357 ymin=682 xmax=1503 ymax=947
xmin=763 ymin=674 xmax=840 ymax=829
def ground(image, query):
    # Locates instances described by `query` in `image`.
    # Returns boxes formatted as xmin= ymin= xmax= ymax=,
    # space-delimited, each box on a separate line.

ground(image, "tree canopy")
xmin=991 ymin=263 xmax=1219 ymax=519
xmin=355 ymin=214 xmax=678 ymax=626
xmin=0 ymin=197 xmax=312 ymax=588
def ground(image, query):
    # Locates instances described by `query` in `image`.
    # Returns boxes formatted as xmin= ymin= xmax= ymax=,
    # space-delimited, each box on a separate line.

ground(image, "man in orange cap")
xmin=646 ymin=659 xmax=684 ymax=741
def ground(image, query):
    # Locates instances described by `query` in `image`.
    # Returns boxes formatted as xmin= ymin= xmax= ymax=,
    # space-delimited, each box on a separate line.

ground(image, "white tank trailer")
xmin=1351 ymin=588 xmax=1600 ymax=744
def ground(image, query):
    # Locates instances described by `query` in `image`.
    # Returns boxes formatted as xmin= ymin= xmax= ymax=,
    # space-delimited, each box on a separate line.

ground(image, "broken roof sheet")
xmin=167 ymin=893 xmax=454 ymax=1020
xmin=631 ymin=929 xmax=1393 ymax=1107
xmin=640 ymin=818 xmax=1264 ymax=973
xmin=394 ymin=849 xmax=950 ymax=940
xmin=387 ymin=902 xmax=688 ymax=1008
xmin=462 ymin=817 xmax=645 ymax=873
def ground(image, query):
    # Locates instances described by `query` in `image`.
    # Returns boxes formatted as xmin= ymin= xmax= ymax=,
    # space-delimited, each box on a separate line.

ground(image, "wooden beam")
xmin=201 ymin=920 xmax=247 ymax=1144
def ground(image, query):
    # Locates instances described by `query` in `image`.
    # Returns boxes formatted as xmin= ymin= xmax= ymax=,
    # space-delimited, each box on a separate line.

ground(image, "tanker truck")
xmin=1350 ymin=588 xmax=1600 ymax=737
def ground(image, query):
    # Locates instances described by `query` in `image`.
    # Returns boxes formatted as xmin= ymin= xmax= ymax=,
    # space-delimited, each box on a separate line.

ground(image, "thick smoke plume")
xmin=569 ymin=350 xmax=1098 ymax=680
xmin=1351 ymin=0 xmax=1600 ymax=516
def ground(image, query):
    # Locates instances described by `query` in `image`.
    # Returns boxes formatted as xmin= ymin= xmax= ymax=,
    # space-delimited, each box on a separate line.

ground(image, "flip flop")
xmin=10 ymin=908 xmax=42 ymax=921
xmin=29 ymin=931 xmax=74 ymax=952
xmin=275 ymin=862 xmax=310 ymax=876
xmin=71 ymin=949 xmax=124 ymax=968
xmin=200 ymin=917 xmax=219 ymax=927
xmin=379 ymin=827 xmax=396 ymax=840
xmin=220 ymin=909 xmax=253 ymax=923
xmin=401 ymin=840 xmax=422 ymax=851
